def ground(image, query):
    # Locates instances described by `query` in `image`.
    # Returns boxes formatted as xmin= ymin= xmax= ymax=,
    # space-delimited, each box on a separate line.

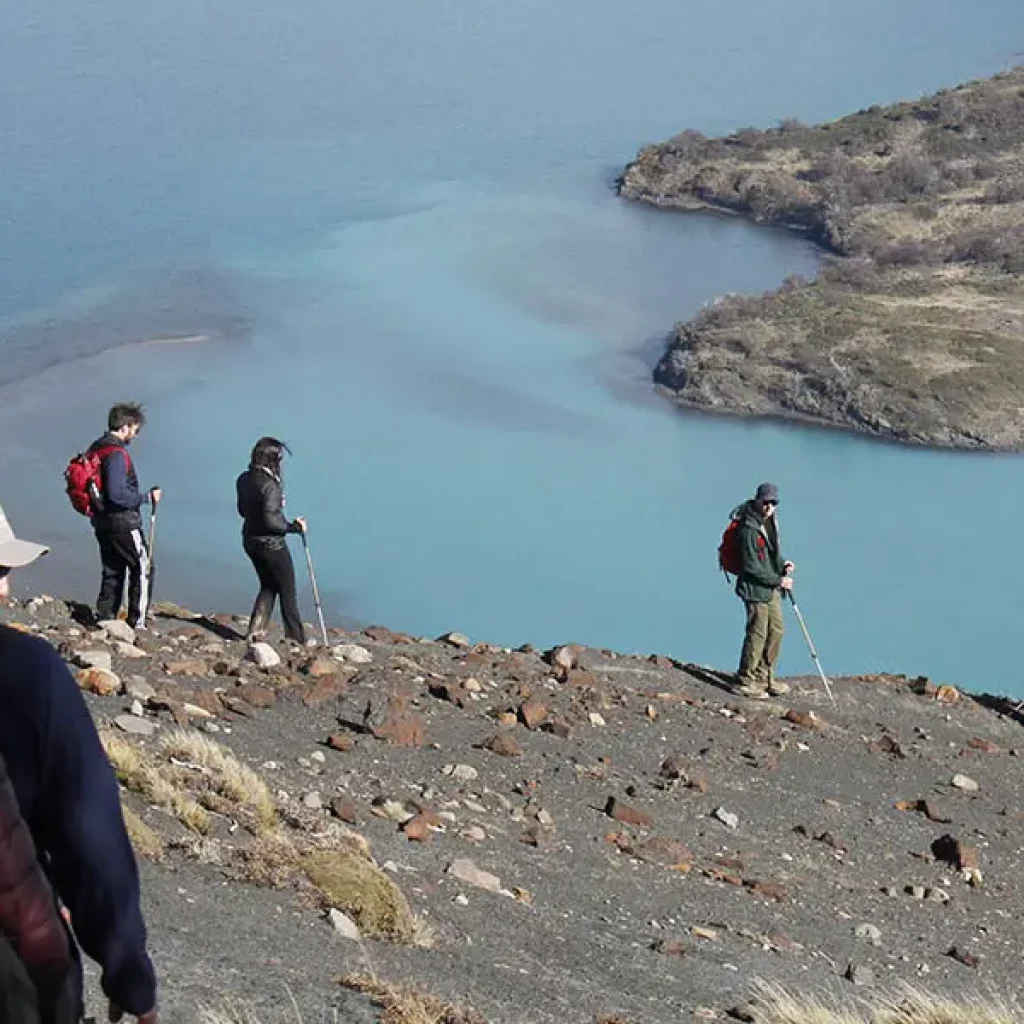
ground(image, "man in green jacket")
xmin=734 ymin=482 xmax=793 ymax=699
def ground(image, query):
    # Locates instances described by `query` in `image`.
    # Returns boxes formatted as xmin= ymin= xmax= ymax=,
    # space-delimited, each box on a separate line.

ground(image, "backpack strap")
xmin=93 ymin=445 xmax=132 ymax=471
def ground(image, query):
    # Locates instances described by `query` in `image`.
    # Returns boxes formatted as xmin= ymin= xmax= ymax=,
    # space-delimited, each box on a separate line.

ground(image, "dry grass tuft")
xmin=303 ymin=850 xmax=417 ymax=944
xmin=750 ymin=981 xmax=1020 ymax=1024
xmin=102 ymin=730 xmax=211 ymax=834
xmin=159 ymin=729 xmax=278 ymax=831
xmin=225 ymin=831 xmax=303 ymax=889
xmin=340 ymin=972 xmax=487 ymax=1024
xmin=121 ymin=805 xmax=165 ymax=861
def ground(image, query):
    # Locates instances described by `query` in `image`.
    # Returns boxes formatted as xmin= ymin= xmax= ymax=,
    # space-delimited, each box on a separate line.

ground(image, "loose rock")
xmin=98 ymin=620 xmax=136 ymax=644
xmin=712 ymin=807 xmax=739 ymax=830
xmin=605 ymin=797 xmax=654 ymax=829
xmin=331 ymin=644 xmax=373 ymax=665
xmin=76 ymin=668 xmax=122 ymax=697
xmin=114 ymin=714 xmax=156 ymax=737
xmin=951 ymin=773 xmax=979 ymax=792
xmin=73 ymin=650 xmax=113 ymax=671
xmin=327 ymin=908 xmax=362 ymax=941
xmin=447 ymin=858 xmax=502 ymax=892
xmin=480 ymin=733 xmax=522 ymax=758
xmin=246 ymin=643 xmax=281 ymax=669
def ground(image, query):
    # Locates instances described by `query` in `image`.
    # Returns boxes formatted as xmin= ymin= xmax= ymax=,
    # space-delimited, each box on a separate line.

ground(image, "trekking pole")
xmin=143 ymin=496 xmax=158 ymax=626
xmin=300 ymin=529 xmax=329 ymax=646
xmin=786 ymin=590 xmax=836 ymax=706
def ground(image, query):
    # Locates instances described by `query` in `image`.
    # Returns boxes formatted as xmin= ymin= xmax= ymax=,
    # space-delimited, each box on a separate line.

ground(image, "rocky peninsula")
xmin=619 ymin=67 xmax=1024 ymax=450
xmin=5 ymin=595 xmax=1024 ymax=1022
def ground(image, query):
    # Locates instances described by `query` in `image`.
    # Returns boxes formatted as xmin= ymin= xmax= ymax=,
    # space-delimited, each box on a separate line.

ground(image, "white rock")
xmin=302 ymin=791 xmax=323 ymax=810
xmin=447 ymin=858 xmax=502 ymax=892
xmin=310 ymin=751 xmax=326 ymax=764
xmin=98 ymin=620 xmax=136 ymax=644
xmin=464 ymin=677 xmax=483 ymax=692
xmin=130 ymin=700 xmax=145 ymax=717
xmin=74 ymin=650 xmax=113 ymax=671
xmin=951 ymin=773 xmax=979 ymax=792
xmin=183 ymin=703 xmax=214 ymax=719
xmin=588 ymin=712 xmax=607 ymax=727
xmin=115 ymin=642 xmax=148 ymax=660
xmin=712 ymin=806 xmax=739 ymax=829
xmin=855 ymin=923 xmax=882 ymax=945
xmin=327 ymin=909 xmax=361 ymax=941
xmin=331 ymin=644 xmax=373 ymax=665
xmin=439 ymin=632 xmax=470 ymax=648
xmin=246 ymin=642 xmax=281 ymax=669
xmin=125 ymin=679 xmax=157 ymax=702
xmin=115 ymin=714 xmax=156 ymax=737
xmin=449 ymin=764 xmax=479 ymax=783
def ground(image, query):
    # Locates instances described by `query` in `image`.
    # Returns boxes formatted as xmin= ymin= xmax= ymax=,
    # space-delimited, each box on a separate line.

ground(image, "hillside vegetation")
xmin=619 ymin=67 xmax=1024 ymax=448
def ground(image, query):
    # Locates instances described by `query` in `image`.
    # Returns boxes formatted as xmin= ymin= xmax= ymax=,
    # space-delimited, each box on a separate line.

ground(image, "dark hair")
xmin=108 ymin=402 xmax=146 ymax=432
xmin=249 ymin=436 xmax=291 ymax=474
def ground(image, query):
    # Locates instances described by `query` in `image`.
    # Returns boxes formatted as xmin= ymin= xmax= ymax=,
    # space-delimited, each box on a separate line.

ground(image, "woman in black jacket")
xmin=236 ymin=437 xmax=307 ymax=645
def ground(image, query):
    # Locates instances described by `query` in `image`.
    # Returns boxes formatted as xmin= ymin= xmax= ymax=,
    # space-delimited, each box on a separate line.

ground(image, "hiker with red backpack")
xmin=66 ymin=403 xmax=161 ymax=628
xmin=719 ymin=482 xmax=794 ymax=699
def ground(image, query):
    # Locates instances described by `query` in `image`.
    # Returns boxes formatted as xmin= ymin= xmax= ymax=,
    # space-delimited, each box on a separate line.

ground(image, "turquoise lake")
xmin=1 ymin=0 xmax=1023 ymax=693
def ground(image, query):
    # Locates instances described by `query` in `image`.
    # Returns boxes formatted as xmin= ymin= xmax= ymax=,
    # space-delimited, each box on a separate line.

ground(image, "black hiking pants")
xmin=243 ymin=537 xmax=305 ymax=644
xmin=95 ymin=527 xmax=151 ymax=628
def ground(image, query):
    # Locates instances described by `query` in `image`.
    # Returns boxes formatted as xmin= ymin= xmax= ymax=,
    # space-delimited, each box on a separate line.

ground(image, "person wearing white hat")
xmin=0 ymin=504 xmax=158 ymax=1023
xmin=0 ymin=504 xmax=49 ymax=590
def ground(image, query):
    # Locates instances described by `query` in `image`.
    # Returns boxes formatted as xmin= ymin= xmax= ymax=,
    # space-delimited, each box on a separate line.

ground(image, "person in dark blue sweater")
xmin=88 ymin=402 xmax=162 ymax=629
xmin=0 ymin=504 xmax=158 ymax=1023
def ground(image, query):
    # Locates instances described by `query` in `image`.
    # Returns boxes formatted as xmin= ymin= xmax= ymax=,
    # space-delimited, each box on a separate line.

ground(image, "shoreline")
xmin=619 ymin=67 xmax=1024 ymax=451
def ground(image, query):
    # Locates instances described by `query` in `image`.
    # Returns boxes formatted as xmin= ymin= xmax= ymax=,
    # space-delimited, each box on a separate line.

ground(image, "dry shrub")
xmin=101 ymin=731 xmax=210 ymax=834
xmin=226 ymin=831 xmax=303 ymax=889
xmin=121 ymin=806 xmax=165 ymax=861
xmin=341 ymin=972 xmax=487 ymax=1024
xmin=750 ymin=981 xmax=1020 ymax=1024
xmin=159 ymin=729 xmax=277 ymax=831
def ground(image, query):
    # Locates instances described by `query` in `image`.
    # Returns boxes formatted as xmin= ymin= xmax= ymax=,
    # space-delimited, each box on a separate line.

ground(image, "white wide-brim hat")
xmin=0 ymin=504 xmax=49 ymax=569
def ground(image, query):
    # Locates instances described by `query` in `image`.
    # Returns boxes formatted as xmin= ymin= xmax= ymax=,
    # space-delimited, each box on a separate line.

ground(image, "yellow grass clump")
xmin=303 ymin=850 xmax=417 ymax=944
xmin=341 ymin=972 xmax=486 ymax=1024
xmin=102 ymin=730 xmax=211 ymax=834
xmin=120 ymin=805 xmax=166 ymax=861
xmin=159 ymin=728 xmax=278 ymax=831
xmin=751 ymin=981 xmax=1020 ymax=1024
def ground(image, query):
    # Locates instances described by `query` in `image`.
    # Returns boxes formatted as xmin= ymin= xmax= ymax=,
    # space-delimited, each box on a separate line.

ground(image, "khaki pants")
xmin=737 ymin=591 xmax=784 ymax=688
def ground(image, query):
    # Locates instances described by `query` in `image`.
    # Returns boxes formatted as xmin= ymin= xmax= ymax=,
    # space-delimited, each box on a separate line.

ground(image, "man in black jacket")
xmin=236 ymin=437 xmax=307 ymax=645
xmin=89 ymin=403 xmax=161 ymax=628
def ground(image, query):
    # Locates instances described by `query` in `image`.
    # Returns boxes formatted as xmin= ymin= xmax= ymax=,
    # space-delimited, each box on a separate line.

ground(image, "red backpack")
xmin=64 ymin=445 xmax=131 ymax=517
xmin=718 ymin=517 xmax=743 ymax=578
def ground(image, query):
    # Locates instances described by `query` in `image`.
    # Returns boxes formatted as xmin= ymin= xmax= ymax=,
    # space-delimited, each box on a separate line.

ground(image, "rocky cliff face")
xmin=621 ymin=68 xmax=1024 ymax=450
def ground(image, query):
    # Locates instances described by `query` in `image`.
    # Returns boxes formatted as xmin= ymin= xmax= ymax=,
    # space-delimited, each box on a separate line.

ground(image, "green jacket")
xmin=734 ymin=500 xmax=786 ymax=604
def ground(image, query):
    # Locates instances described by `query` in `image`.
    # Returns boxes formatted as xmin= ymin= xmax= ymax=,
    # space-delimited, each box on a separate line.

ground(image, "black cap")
xmin=755 ymin=482 xmax=779 ymax=503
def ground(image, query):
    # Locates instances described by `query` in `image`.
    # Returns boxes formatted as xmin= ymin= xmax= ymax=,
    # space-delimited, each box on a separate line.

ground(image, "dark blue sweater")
xmin=0 ymin=625 xmax=157 ymax=1015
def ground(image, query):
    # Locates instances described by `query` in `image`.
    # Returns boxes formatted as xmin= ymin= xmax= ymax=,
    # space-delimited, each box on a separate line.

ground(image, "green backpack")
xmin=0 ymin=935 xmax=38 ymax=1024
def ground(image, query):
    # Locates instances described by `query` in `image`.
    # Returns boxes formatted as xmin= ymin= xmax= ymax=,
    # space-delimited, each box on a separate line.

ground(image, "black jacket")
xmin=236 ymin=467 xmax=298 ymax=548
xmin=88 ymin=433 xmax=148 ymax=534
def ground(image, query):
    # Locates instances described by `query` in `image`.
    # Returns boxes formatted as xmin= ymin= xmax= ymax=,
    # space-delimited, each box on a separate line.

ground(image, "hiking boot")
xmin=767 ymin=680 xmax=791 ymax=696
xmin=736 ymin=683 xmax=770 ymax=700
